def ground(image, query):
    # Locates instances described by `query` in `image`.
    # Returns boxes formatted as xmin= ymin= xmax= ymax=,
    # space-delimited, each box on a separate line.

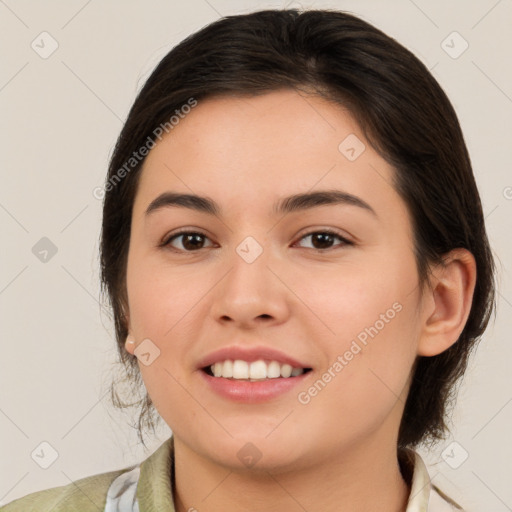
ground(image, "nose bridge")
xmin=212 ymin=233 xmax=288 ymax=325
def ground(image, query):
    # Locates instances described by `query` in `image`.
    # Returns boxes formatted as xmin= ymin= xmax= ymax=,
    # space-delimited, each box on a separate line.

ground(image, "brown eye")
xmin=163 ymin=231 xmax=213 ymax=252
xmin=296 ymin=230 xmax=352 ymax=250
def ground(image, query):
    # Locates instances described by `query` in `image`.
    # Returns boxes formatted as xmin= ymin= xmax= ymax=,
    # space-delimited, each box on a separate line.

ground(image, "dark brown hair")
xmin=100 ymin=8 xmax=496 ymax=449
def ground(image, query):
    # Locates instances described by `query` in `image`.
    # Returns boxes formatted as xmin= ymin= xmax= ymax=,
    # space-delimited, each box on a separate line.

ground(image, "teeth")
xmin=213 ymin=362 xmax=223 ymax=377
xmin=208 ymin=359 xmax=306 ymax=380
xmin=249 ymin=360 xmax=267 ymax=379
xmin=221 ymin=360 xmax=233 ymax=378
xmin=233 ymin=360 xmax=249 ymax=379
xmin=267 ymin=361 xmax=281 ymax=378
xmin=280 ymin=364 xmax=292 ymax=378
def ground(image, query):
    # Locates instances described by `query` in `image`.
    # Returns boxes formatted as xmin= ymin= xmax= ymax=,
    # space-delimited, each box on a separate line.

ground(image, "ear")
xmin=417 ymin=248 xmax=477 ymax=357
xmin=125 ymin=334 xmax=136 ymax=355
xmin=123 ymin=309 xmax=136 ymax=355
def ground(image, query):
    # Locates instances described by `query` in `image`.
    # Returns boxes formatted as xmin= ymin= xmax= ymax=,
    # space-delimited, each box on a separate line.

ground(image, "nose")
xmin=210 ymin=242 xmax=290 ymax=329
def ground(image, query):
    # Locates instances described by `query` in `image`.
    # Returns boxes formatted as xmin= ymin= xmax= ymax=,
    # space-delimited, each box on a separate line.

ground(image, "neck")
xmin=172 ymin=435 xmax=411 ymax=512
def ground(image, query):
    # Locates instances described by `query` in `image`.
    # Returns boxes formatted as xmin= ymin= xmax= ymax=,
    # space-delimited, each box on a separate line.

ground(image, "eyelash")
xmin=161 ymin=229 xmax=353 ymax=253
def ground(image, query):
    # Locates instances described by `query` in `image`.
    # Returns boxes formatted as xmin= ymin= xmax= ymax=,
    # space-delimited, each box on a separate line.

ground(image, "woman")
xmin=2 ymin=8 xmax=495 ymax=512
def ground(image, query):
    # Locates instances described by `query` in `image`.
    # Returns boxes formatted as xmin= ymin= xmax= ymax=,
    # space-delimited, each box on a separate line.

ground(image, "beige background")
xmin=1 ymin=0 xmax=511 ymax=510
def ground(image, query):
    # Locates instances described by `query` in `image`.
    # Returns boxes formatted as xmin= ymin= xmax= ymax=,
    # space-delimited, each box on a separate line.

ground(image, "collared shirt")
xmin=1 ymin=436 xmax=464 ymax=511
xmin=398 ymin=448 xmax=464 ymax=511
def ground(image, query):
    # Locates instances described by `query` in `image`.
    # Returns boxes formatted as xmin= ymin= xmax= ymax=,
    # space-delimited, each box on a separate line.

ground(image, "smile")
xmin=204 ymin=359 xmax=312 ymax=381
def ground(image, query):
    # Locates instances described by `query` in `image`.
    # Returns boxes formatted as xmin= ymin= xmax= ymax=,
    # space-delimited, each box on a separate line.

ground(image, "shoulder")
xmin=0 ymin=438 xmax=175 ymax=512
xmin=0 ymin=467 xmax=131 ymax=512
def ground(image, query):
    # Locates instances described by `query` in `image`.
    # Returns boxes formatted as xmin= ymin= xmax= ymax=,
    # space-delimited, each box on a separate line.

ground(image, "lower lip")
xmin=199 ymin=370 xmax=310 ymax=403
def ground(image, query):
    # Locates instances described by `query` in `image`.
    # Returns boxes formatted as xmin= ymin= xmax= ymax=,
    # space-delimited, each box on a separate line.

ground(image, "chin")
xmin=198 ymin=431 xmax=310 ymax=474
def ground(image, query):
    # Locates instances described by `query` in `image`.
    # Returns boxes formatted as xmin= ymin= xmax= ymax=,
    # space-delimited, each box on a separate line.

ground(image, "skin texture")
xmin=124 ymin=89 xmax=476 ymax=512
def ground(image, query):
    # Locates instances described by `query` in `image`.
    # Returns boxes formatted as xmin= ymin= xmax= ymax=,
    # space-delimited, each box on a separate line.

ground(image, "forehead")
xmin=133 ymin=89 xmax=408 ymax=225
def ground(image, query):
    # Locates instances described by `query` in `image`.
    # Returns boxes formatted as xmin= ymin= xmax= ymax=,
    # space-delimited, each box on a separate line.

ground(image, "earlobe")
xmin=125 ymin=335 xmax=136 ymax=355
xmin=417 ymin=248 xmax=477 ymax=357
xmin=122 ymin=307 xmax=135 ymax=355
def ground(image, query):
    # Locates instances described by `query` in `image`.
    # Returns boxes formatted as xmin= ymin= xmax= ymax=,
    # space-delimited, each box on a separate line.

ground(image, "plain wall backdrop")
xmin=0 ymin=1 xmax=511 ymax=510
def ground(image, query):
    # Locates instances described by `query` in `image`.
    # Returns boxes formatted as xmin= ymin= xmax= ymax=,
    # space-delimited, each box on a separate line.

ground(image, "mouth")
xmin=202 ymin=359 xmax=313 ymax=381
xmin=197 ymin=345 xmax=313 ymax=402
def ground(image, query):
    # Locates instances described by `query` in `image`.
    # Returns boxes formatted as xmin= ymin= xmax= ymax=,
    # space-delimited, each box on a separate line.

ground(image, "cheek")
xmin=126 ymin=250 xmax=205 ymax=341
xmin=294 ymin=253 xmax=420 ymax=426
xmin=138 ymin=361 xmax=214 ymax=448
xmin=126 ymin=255 xmax=214 ymax=425
xmin=299 ymin=246 xmax=419 ymax=345
xmin=293 ymin=312 xmax=418 ymax=454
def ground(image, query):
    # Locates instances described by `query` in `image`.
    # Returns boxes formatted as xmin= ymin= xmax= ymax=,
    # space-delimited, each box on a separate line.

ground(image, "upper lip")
xmin=197 ymin=345 xmax=311 ymax=370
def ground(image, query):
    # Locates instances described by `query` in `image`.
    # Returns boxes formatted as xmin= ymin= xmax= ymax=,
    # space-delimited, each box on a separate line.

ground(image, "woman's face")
xmin=125 ymin=89 xmax=428 ymax=472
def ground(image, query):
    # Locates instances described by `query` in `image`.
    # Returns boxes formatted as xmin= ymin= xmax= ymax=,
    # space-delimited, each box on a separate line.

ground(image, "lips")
xmin=200 ymin=369 xmax=310 ymax=403
xmin=196 ymin=345 xmax=312 ymax=402
xmin=197 ymin=345 xmax=311 ymax=370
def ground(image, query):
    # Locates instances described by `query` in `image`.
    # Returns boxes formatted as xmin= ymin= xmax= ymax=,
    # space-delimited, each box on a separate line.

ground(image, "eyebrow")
xmin=145 ymin=190 xmax=377 ymax=218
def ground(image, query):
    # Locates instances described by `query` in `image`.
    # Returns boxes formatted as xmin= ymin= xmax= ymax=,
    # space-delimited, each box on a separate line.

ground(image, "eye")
xmin=161 ymin=228 xmax=353 ymax=253
xmin=162 ymin=230 xmax=214 ymax=252
xmin=295 ymin=230 xmax=353 ymax=250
